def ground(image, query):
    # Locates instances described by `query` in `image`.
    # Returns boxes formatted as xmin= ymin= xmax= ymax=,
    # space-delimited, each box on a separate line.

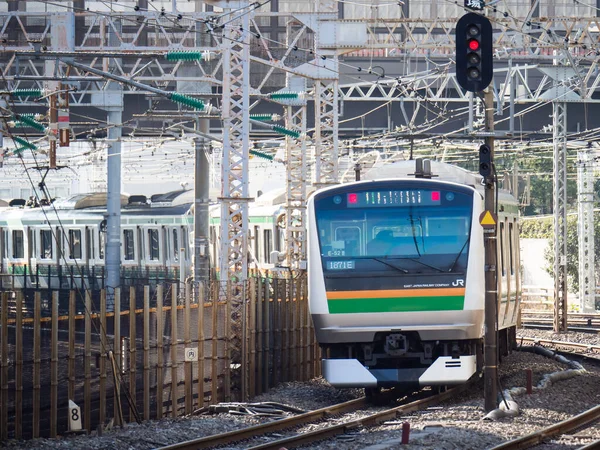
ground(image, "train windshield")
xmin=314 ymin=185 xmax=474 ymax=274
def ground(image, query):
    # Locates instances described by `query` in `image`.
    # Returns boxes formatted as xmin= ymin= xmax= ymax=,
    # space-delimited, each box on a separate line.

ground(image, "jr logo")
xmin=452 ymin=279 xmax=465 ymax=287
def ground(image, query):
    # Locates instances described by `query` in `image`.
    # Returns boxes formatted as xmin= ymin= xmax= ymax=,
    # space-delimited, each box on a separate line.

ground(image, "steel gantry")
xmin=577 ymin=149 xmax=596 ymax=313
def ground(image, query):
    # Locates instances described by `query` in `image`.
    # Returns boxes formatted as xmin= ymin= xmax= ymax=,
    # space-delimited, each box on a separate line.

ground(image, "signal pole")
xmin=482 ymin=88 xmax=497 ymax=412
xmin=456 ymin=9 xmax=497 ymax=412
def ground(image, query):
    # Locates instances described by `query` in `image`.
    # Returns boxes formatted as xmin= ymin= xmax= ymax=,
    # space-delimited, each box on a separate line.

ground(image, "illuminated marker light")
xmin=348 ymin=193 xmax=358 ymax=204
xmin=431 ymin=191 xmax=441 ymax=201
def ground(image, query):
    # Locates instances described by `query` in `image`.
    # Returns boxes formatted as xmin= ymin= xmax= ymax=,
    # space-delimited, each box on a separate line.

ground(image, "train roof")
xmin=364 ymin=159 xmax=481 ymax=186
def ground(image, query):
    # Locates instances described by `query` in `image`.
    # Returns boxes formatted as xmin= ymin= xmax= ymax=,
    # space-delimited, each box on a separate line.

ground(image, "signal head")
xmin=455 ymin=13 xmax=493 ymax=92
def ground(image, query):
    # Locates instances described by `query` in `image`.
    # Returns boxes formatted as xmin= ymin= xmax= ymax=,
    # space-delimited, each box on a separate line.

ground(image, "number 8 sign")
xmin=68 ymin=399 xmax=82 ymax=431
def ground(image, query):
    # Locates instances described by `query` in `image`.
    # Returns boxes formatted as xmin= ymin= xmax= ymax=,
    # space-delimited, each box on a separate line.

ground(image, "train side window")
xmin=264 ymin=229 xmax=272 ymax=259
xmin=99 ymin=230 xmax=105 ymax=260
xmin=499 ymin=222 xmax=505 ymax=277
xmin=124 ymin=229 xmax=135 ymax=260
xmin=254 ymin=226 xmax=261 ymax=262
xmin=509 ymin=222 xmax=514 ymax=275
xmin=68 ymin=229 xmax=82 ymax=259
xmin=149 ymin=229 xmax=160 ymax=261
xmin=12 ymin=230 xmax=24 ymax=258
xmin=41 ymin=229 xmax=53 ymax=259
xmin=181 ymin=227 xmax=188 ymax=259
xmin=172 ymin=229 xmax=179 ymax=261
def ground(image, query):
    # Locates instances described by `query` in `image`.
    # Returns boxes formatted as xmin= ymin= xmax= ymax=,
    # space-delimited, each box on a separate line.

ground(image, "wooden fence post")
xmin=263 ymin=277 xmax=271 ymax=391
xmin=15 ymin=291 xmax=23 ymax=438
xmin=68 ymin=290 xmax=76 ymax=403
xmin=84 ymin=291 xmax=92 ymax=432
xmin=51 ymin=291 xmax=59 ymax=437
xmin=33 ymin=292 xmax=41 ymax=438
xmin=248 ymin=277 xmax=257 ymax=398
xmin=156 ymin=285 xmax=164 ymax=419
xmin=171 ymin=283 xmax=178 ymax=417
xmin=211 ymin=286 xmax=218 ymax=403
xmin=129 ymin=287 xmax=137 ymax=422
xmin=99 ymin=290 xmax=107 ymax=428
xmin=113 ymin=287 xmax=121 ymax=427
xmin=143 ymin=286 xmax=150 ymax=421
xmin=1 ymin=293 xmax=9 ymax=440
xmin=184 ymin=282 xmax=192 ymax=415
xmin=197 ymin=281 xmax=205 ymax=409
xmin=256 ymin=276 xmax=264 ymax=395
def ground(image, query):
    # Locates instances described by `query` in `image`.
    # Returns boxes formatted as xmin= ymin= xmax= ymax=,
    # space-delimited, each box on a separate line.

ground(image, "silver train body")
xmin=307 ymin=160 xmax=520 ymax=389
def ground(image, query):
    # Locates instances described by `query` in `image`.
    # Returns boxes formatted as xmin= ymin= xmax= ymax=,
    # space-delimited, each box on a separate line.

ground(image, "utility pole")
xmin=194 ymin=122 xmax=210 ymax=304
xmin=482 ymin=88 xmax=498 ymax=413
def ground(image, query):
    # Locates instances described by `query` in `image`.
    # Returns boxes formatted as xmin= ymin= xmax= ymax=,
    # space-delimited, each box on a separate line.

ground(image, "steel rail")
xmin=518 ymin=336 xmax=600 ymax=354
xmin=157 ymin=396 xmax=369 ymax=450
xmin=489 ymin=404 xmax=600 ymax=450
xmin=246 ymin=384 xmax=470 ymax=450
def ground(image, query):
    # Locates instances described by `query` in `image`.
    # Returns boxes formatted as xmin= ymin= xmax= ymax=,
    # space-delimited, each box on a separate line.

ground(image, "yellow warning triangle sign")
xmin=480 ymin=210 xmax=496 ymax=226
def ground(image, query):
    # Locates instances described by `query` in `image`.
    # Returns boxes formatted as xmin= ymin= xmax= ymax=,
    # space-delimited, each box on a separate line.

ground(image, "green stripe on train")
xmin=327 ymin=296 xmax=465 ymax=313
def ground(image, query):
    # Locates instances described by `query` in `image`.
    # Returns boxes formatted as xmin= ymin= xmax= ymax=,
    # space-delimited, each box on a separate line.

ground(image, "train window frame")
xmin=263 ymin=229 xmax=272 ymax=260
xmin=40 ymin=229 xmax=53 ymax=260
xmin=254 ymin=225 xmax=261 ymax=262
xmin=333 ymin=225 xmax=362 ymax=257
xmin=123 ymin=229 xmax=135 ymax=261
xmin=509 ymin=222 xmax=514 ymax=276
xmin=12 ymin=229 xmax=24 ymax=259
xmin=98 ymin=229 xmax=105 ymax=260
xmin=68 ymin=229 xmax=82 ymax=260
xmin=181 ymin=226 xmax=189 ymax=260
xmin=499 ymin=222 xmax=506 ymax=277
xmin=148 ymin=228 xmax=160 ymax=261
xmin=172 ymin=228 xmax=179 ymax=261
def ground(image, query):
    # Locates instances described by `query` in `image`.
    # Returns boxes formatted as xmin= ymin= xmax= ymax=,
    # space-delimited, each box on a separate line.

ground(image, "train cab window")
xmin=68 ymin=229 xmax=82 ymax=259
xmin=264 ymin=229 xmax=272 ymax=259
xmin=41 ymin=229 xmax=53 ymax=259
xmin=499 ymin=222 xmax=505 ymax=277
xmin=509 ymin=222 xmax=514 ymax=275
xmin=12 ymin=230 xmax=24 ymax=258
xmin=124 ymin=229 xmax=135 ymax=260
xmin=172 ymin=229 xmax=179 ymax=261
xmin=148 ymin=229 xmax=160 ymax=261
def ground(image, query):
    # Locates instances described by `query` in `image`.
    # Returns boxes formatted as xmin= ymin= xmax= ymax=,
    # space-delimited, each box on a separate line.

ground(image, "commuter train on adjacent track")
xmin=0 ymin=189 xmax=286 ymax=289
xmin=307 ymin=159 xmax=520 ymax=391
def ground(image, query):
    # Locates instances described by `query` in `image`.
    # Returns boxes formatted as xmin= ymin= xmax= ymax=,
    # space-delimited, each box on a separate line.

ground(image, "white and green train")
xmin=0 ymin=189 xmax=285 ymax=289
xmin=307 ymin=159 xmax=521 ymax=390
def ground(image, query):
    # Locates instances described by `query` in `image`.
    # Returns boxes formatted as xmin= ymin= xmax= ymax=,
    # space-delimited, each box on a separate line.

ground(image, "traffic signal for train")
xmin=455 ymin=13 xmax=493 ymax=93
xmin=479 ymin=144 xmax=492 ymax=177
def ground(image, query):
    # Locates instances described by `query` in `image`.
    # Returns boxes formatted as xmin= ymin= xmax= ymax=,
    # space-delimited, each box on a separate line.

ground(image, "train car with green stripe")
xmin=307 ymin=159 xmax=520 ymax=392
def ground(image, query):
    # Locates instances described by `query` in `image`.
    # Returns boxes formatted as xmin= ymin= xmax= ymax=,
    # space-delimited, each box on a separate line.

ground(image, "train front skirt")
xmin=322 ymin=355 xmax=477 ymax=388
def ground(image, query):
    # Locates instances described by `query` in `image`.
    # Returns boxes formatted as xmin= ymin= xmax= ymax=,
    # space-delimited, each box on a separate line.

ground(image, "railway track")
xmin=494 ymin=337 xmax=600 ymax=449
xmin=158 ymin=384 xmax=470 ymax=450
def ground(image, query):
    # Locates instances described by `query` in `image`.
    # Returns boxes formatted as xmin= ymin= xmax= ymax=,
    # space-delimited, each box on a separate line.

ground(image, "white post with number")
xmin=68 ymin=399 xmax=82 ymax=431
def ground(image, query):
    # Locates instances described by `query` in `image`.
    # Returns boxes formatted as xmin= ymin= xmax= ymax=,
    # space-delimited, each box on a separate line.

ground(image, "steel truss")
xmin=553 ymin=100 xmax=568 ymax=332
xmin=216 ymin=2 xmax=251 ymax=400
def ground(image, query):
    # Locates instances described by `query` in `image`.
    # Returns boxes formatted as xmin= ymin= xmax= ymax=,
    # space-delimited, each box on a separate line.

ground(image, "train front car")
xmin=307 ymin=162 xmax=486 ymax=390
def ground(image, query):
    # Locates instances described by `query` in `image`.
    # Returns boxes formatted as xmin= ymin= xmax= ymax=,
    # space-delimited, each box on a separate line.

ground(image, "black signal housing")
xmin=456 ymin=13 xmax=493 ymax=92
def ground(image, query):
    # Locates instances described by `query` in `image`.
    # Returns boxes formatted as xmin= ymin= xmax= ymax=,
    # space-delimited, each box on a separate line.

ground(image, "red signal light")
xmin=468 ymin=39 xmax=480 ymax=51
xmin=348 ymin=193 xmax=358 ymax=204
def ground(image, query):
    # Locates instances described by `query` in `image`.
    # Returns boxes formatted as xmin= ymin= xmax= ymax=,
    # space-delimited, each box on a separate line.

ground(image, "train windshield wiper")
xmin=371 ymin=257 xmax=409 ymax=274
xmin=447 ymin=238 xmax=470 ymax=272
xmin=402 ymin=257 xmax=445 ymax=273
